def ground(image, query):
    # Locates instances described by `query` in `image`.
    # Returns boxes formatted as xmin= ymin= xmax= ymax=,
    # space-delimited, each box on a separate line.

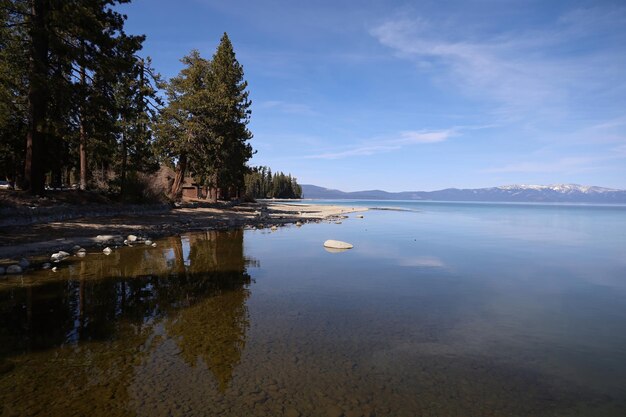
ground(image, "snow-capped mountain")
xmin=301 ymin=184 xmax=626 ymax=203
xmin=495 ymin=184 xmax=619 ymax=193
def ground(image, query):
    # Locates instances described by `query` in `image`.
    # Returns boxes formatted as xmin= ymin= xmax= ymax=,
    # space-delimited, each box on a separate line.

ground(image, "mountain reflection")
xmin=0 ymin=229 xmax=255 ymax=415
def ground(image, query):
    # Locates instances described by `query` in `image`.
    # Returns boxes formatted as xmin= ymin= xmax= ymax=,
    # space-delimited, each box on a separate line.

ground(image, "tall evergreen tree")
xmin=1 ymin=0 xmax=146 ymax=194
xmin=155 ymin=50 xmax=211 ymax=199
xmin=201 ymin=33 xmax=253 ymax=201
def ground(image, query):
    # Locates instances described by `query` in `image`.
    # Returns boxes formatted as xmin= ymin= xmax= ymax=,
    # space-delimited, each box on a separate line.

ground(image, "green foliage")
xmin=156 ymin=33 xmax=254 ymax=200
xmin=244 ymin=166 xmax=302 ymax=199
xmin=0 ymin=5 xmax=301 ymax=202
xmin=0 ymin=0 xmax=159 ymax=193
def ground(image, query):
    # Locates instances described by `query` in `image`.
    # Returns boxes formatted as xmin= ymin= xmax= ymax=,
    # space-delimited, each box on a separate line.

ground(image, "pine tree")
xmin=155 ymin=50 xmax=211 ymax=199
xmin=202 ymin=33 xmax=253 ymax=200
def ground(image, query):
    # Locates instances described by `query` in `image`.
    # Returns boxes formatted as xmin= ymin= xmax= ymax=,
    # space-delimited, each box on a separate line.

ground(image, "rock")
xmin=127 ymin=234 xmax=138 ymax=242
xmin=323 ymin=240 xmax=353 ymax=249
xmin=42 ymin=263 xmax=52 ymax=270
xmin=72 ymin=245 xmax=81 ymax=252
xmin=51 ymin=251 xmax=70 ymax=262
xmin=6 ymin=265 xmax=22 ymax=274
xmin=270 ymin=226 xmax=277 ymax=231
xmin=76 ymin=249 xmax=86 ymax=257
xmin=0 ymin=266 xmax=4 ymax=275
xmin=356 ymin=215 xmax=364 ymax=218
xmin=102 ymin=247 xmax=112 ymax=255
xmin=335 ymin=221 xmax=342 ymax=224
xmin=151 ymin=243 xmax=157 ymax=247
xmin=296 ymin=222 xmax=302 ymax=227
xmin=19 ymin=258 xmax=30 ymax=269
xmin=144 ymin=240 xmax=153 ymax=246
xmin=52 ymin=266 xmax=58 ymax=272
xmin=95 ymin=235 xmax=123 ymax=244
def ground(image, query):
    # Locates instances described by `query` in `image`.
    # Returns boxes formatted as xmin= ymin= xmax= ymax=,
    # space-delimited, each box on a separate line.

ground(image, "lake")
xmin=1 ymin=200 xmax=625 ymax=417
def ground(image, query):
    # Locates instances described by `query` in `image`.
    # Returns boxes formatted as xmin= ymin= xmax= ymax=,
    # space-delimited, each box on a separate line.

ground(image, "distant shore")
xmin=0 ymin=202 xmax=367 ymax=263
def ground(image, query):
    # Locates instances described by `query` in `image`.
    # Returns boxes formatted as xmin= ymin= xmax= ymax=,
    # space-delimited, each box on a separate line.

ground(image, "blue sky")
xmin=120 ymin=0 xmax=626 ymax=191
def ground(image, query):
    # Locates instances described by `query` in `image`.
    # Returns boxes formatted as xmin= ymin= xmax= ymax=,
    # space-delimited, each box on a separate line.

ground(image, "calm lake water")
xmin=1 ymin=200 xmax=626 ymax=417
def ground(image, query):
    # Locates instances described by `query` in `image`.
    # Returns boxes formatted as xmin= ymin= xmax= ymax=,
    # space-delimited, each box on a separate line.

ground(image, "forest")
xmin=0 ymin=0 xmax=301 ymax=201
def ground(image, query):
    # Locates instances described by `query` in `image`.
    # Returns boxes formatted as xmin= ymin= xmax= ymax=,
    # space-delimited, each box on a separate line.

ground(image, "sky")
xmin=119 ymin=0 xmax=626 ymax=191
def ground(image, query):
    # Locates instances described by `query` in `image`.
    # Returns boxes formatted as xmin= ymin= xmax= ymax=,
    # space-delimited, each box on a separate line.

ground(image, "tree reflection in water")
xmin=0 ymin=229 xmax=255 ymax=416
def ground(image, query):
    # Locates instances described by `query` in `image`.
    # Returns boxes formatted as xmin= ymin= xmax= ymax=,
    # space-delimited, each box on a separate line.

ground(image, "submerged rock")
xmin=323 ymin=240 xmax=353 ymax=249
xmin=102 ymin=247 xmax=112 ymax=255
xmin=6 ymin=265 xmax=22 ymax=274
xmin=42 ymin=263 xmax=52 ymax=270
xmin=19 ymin=258 xmax=30 ymax=269
xmin=144 ymin=240 xmax=153 ymax=246
xmin=151 ymin=242 xmax=157 ymax=247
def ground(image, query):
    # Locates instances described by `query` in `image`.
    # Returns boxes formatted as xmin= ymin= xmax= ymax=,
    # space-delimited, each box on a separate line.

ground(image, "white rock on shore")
xmin=51 ymin=251 xmax=70 ymax=262
xmin=102 ymin=247 xmax=112 ymax=255
xmin=323 ymin=240 xmax=354 ymax=249
xmin=127 ymin=234 xmax=138 ymax=242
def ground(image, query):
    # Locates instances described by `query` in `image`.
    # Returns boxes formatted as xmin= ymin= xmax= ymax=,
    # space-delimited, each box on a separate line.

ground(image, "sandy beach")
xmin=0 ymin=202 xmax=367 ymax=262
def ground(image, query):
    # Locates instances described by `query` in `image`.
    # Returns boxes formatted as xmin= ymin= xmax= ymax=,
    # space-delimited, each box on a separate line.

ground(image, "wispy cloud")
xmin=370 ymin=7 xmax=626 ymax=120
xmin=257 ymin=100 xmax=317 ymax=116
xmin=306 ymin=129 xmax=456 ymax=159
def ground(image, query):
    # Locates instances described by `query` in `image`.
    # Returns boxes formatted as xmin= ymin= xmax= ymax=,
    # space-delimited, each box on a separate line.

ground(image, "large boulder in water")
xmin=323 ymin=240 xmax=353 ymax=250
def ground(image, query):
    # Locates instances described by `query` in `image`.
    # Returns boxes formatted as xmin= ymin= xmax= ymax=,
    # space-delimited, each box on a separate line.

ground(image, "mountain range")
xmin=301 ymin=184 xmax=626 ymax=203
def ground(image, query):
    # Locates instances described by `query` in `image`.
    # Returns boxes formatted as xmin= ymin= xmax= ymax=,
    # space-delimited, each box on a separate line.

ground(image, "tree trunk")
xmin=24 ymin=0 xmax=48 ymax=195
xmin=79 ymin=62 xmax=87 ymax=191
xmin=171 ymin=153 xmax=187 ymax=200
xmin=120 ymin=129 xmax=127 ymax=195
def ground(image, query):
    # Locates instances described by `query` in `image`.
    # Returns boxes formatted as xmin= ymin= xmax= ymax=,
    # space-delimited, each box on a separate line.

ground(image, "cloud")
xmin=306 ymin=129 xmax=456 ymax=159
xmin=370 ymin=7 xmax=626 ymax=120
xmin=257 ymin=100 xmax=317 ymax=116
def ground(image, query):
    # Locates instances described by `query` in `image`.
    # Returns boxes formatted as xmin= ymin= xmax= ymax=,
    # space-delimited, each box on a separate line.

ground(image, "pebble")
xmin=151 ymin=243 xmax=157 ymax=247
xmin=127 ymin=234 xmax=138 ymax=242
xmin=145 ymin=240 xmax=153 ymax=246
xmin=52 ymin=266 xmax=58 ymax=272
xmin=296 ymin=222 xmax=302 ymax=227
xmin=102 ymin=247 xmax=112 ymax=255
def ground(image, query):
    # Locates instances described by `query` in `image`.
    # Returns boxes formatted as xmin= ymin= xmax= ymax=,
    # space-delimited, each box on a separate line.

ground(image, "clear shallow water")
xmin=1 ymin=202 xmax=626 ymax=416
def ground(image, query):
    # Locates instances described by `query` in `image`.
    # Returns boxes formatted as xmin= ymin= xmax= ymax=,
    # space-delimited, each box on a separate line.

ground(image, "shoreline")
xmin=0 ymin=202 xmax=367 ymax=265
